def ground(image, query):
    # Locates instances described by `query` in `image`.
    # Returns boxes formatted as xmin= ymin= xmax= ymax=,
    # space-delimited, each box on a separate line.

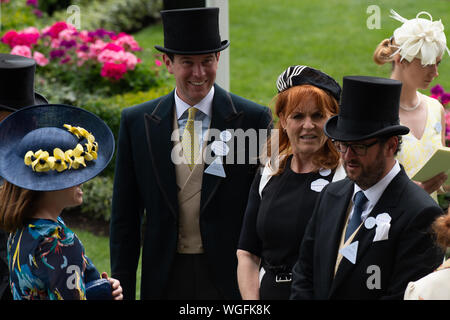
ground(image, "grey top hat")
xmin=0 ymin=54 xmax=48 ymax=112
xmin=154 ymin=7 xmax=229 ymax=55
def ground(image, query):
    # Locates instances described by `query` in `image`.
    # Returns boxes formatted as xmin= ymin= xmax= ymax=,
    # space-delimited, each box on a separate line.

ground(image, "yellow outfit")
xmin=396 ymin=92 xmax=444 ymax=202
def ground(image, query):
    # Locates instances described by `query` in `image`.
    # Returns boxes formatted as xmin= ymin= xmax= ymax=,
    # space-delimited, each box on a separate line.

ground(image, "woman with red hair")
xmin=237 ymin=66 xmax=344 ymax=299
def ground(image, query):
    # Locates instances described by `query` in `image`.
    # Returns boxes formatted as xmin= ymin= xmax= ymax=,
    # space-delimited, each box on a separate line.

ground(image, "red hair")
xmin=432 ymin=209 xmax=450 ymax=250
xmin=265 ymin=85 xmax=340 ymax=175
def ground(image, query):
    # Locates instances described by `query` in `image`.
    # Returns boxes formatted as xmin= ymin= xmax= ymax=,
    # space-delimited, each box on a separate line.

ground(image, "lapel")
xmin=200 ymin=84 xmax=244 ymax=214
xmin=144 ymin=91 xmax=179 ymax=220
xmin=330 ymin=169 xmax=409 ymax=296
xmin=321 ymin=179 xmax=354 ymax=289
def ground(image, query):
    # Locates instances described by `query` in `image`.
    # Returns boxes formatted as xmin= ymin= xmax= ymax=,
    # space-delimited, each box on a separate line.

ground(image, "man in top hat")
xmin=110 ymin=7 xmax=272 ymax=299
xmin=0 ymin=53 xmax=48 ymax=300
xmin=290 ymin=76 xmax=444 ymax=299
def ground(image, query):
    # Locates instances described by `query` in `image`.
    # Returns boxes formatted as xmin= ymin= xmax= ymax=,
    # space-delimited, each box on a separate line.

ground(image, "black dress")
xmin=238 ymin=155 xmax=335 ymax=299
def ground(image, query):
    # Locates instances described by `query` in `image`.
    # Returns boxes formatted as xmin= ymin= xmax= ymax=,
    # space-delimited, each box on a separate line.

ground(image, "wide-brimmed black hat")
xmin=154 ymin=7 xmax=230 ymax=55
xmin=0 ymin=53 xmax=48 ymax=112
xmin=324 ymin=76 xmax=409 ymax=141
xmin=0 ymin=104 xmax=114 ymax=191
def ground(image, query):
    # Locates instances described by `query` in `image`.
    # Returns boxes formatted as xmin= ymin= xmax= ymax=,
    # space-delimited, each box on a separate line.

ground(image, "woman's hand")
xmin=101 ymin=272 xmax=123 ymax=300
xmin=414 ymin=171 xmax=447 ymax=194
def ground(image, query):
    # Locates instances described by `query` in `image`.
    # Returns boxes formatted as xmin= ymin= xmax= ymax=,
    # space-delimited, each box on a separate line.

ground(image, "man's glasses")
xmin=334 ymin=140 xmax=379 ymax=156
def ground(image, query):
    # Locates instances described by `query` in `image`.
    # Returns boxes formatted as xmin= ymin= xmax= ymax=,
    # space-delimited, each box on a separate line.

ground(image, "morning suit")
xmin=290 ymin=168 xmax=444 ymax=300
xmin=110 ymin=84 xmax=272 ymax=299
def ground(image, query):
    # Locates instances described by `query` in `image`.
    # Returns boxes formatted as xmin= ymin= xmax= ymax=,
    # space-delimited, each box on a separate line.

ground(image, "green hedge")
xmin=81 ymin=85 xmax=172 ymax=178
xmin=65 ymin=85 xmax=172 ymax=222
xmin=51 ymin=0 xmax=163 ymax=33
xmin=0 ymin=1 xmax=41 ymax=30
xmin=78 ymin=175 xmax=114 ymax=222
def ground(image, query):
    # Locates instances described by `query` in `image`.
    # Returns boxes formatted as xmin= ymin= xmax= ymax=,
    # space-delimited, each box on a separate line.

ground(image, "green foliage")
xmin=51 ymin=0 xmax=163 ymax=33
xmin=35 ymin=61 xmax=169 ymax=107
xmin=78 ymin=175 xmax=114 ymax=222
xmin=38 ymin=0 xmax=72 ymax=16
xmin=0 ymin=1 xmax=41 ymax=30
xmin=71 ymin=226 xmax=143 ymax=298
xmin=438 ymin=193 xmax=450 ymax=211
xmin=70 ymin=227 xmax=111 ymax=274
xmin=80 ymin=85 xmax=172 ymax=177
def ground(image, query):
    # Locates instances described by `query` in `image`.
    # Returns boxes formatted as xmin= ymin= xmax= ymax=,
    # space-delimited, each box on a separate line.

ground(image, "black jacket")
xmin=110 ymin=84 xmax=272 ymax=299
xmin=290 ymin=169 xmax=444 ymax=300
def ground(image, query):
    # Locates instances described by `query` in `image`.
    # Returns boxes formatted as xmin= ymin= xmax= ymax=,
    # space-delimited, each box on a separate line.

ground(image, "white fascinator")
xmin=390 ymin=9 xmax=450 ymax=65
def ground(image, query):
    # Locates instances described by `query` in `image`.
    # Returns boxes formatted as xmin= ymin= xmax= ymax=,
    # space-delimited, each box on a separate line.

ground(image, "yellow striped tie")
xmin=182 ymin=107 xmax=199 ymax=170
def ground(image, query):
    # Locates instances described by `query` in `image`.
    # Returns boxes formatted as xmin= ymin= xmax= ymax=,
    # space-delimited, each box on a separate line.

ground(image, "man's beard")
xmin=344 ymin=147 xmax=386 ymax=190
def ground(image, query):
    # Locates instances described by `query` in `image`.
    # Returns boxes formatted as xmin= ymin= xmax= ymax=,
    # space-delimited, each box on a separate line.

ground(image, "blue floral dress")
xmin=7 ymin=217 xmax=100 ymax=300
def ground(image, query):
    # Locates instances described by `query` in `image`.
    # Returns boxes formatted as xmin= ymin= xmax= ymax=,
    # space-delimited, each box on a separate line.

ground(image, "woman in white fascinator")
xmin=373 ymin=9 xmax=450 ymax=201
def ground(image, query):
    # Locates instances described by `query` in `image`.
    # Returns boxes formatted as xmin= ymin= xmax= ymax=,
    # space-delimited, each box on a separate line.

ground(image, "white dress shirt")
xmin=175 ymin=86 xmax=213 ymax=147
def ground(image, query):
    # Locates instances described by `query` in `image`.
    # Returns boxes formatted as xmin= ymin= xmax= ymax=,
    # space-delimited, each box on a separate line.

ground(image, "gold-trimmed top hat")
xmin=324 ymin=76 xmax=410 ymax=142
xmin=0 ymin=53 xmax=48 ymax=112
xmin=154 ymin=7 xmax=229 ymax=55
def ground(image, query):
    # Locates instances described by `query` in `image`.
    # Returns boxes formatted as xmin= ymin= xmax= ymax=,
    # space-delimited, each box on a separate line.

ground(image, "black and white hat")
xmin=276 ymin=65 xmax=341 ymax=102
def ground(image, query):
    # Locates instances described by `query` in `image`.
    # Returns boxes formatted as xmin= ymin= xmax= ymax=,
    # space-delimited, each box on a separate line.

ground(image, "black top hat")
xmin=0 ymin=54 xmax=48 ymax=112
xmin=0 ymin=104 xmax=114 ymax=191
xmin=324 ymin=76 xmax=409 ymax=141
xmin=154 ymin=7 xmax=230 ymax=55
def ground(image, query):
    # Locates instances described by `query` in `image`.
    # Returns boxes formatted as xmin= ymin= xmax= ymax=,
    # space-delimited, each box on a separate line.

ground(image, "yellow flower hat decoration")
xmin=23 ymin=124 xmax=98 ymax=173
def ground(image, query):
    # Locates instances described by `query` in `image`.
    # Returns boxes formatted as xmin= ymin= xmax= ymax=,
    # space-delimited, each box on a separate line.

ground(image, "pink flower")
xmin=97 ymin=50 xmax=139 ymax=70
xmin=155 ymin=59 xmax=162 ymax=67
xmin=88 ymin=39 xmax=107 ymax=58
xmin=45 ymin=21 xmax=76 ymax=39
xmin=122 ymin=52 xmax=138 ymax=70
xmin=441 ymin=93 xmax=450 ymax=106
xmin=50 ymin=38 xmax=61 ymax=48
xmin=10 ymin=45 xmax=32 ymax=58
xmin=23 ymin=27 xmax=40 ymax=36
xmin=26 ymin=0 xmax=38 ymax=7
xmin=1 ymin=30 xmax=18 ymax=47
xmin=112 ymin=33 xmax=141 ymax=51
xmin=58 ymin=29 xmax=77 ymax=41
xmin=97 ymin=49 xmax=120 ymax=64
xmin=102 ymin=43 xmax=124 ymax=52
xmin=76 ymin=50 xmax=89 ymax=66
xmin=33 ymin=51 xmax=49 ymax=66
xmin=431 ymin=84 xmax=445 ymax=97
xmin=100 ymin=62 xmax=127 ymax=81
xmin=78 ymin=30 xmax=93 ymax=43
xmin=1 ymin=28 xmax=39 ymax=48
xmin=41 ymin=26 xmax=51 ymax=35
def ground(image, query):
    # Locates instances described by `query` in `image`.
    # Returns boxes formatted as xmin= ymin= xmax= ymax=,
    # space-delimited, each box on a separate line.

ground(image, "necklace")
xmin=399 ymin=92 xmax=421 ymax=112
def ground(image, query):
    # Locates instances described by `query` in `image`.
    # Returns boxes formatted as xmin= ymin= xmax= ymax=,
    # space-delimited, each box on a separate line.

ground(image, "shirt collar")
xmin=175 ymin=86 xmax=214 ymax=119
xmin=353 ymin=160 xmax=401 ymax=206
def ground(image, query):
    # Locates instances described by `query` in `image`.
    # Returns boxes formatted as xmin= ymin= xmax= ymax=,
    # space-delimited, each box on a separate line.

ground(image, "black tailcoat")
xmin=110 ymin=84 xmax=272 ymax=299
xmin=290 ymin=169 xmax=444 ymax=300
